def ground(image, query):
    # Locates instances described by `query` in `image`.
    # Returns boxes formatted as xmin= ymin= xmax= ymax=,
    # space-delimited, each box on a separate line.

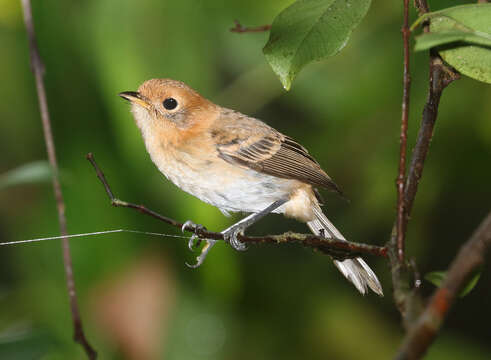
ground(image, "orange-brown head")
xmin=119 ymin=79 xmax=219 ymax=146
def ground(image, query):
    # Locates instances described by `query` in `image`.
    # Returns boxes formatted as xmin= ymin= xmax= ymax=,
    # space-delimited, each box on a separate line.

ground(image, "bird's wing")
xmin=213 ymin=110 xmax=342 ymax=194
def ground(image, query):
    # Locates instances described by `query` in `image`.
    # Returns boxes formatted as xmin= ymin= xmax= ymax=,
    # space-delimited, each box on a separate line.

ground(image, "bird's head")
xmin=119 ymin=79 xmax=218 ymax=142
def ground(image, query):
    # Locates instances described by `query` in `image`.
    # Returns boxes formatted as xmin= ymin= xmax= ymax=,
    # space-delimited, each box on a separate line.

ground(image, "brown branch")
xmin=404 ymin=56 xmax=458 ymax=217
xmin=414 ymin=0 xmax=429 ymax=16
xmin=389 ymin=54 xmax=459 ymax=327
xmin=388 ymin=0 xmax=459 ymax=327
xmin=395 ymin=0 xmax=412 ymax=263
xmin=20 ymin=1 xmax=96 ymax=358
xmin=395 ymin=211 xmax=491 ymax=360
xmin=86 ymin=153 xmax=387 ymax=259
xmin=230 ymin=20 xmax=271 ymax=33
xmin=403 ymin=0 xmax=458 ymax=219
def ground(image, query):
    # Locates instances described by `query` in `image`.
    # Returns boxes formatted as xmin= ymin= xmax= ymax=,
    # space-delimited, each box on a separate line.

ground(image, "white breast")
xmin=157 ymin=149 xmax=297 ymax=213
xmin=145 ymin=143 xmax=295 ymax=214
xmin=132 ymin=106 xmax=301 ymax=214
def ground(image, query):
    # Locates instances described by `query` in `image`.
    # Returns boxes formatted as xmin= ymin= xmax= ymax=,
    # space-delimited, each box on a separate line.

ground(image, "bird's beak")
xmin=118 ymin=91 xmax=151 ymax=109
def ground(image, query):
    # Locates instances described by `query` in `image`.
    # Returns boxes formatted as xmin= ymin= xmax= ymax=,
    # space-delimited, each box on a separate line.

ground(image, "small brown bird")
xmin=119 ymin=79 xmax=382 ymax=296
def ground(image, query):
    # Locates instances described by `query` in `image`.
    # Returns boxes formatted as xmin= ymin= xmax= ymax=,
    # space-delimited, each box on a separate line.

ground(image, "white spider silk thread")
xmin=0 ymin=229 xmax=190 ymax=246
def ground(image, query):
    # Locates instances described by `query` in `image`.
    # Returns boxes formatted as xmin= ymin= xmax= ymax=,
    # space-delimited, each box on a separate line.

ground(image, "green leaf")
xmin=0 ymin=161 xmax=52 ymax=190
xmin=424 ymin=271 xmax=446 ymax=287
xmin=412 ymin=4 xmax=491 ymax=84
xmin=459 ymin=270 xmax=481 ymax=297
xmin=263 ymin=0 xmax=371 ymax=90
xmin=425 ymin=270 xmax=481 ymax=298
xmin=414 ymin=31 xmax=491 ymax=52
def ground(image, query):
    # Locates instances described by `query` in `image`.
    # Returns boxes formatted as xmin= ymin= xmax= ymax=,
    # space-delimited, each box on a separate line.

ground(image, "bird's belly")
xmin=156 ymin=154 xmax=297 ymax=213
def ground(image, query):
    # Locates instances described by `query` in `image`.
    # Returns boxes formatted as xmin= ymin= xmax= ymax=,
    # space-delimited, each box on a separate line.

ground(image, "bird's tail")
xmin=307 ymin=206 xmax=383 ymax=296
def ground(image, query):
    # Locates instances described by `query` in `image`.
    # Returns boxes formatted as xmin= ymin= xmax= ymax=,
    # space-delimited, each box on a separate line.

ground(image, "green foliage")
xmin=0 ymin=161 xmax=52 ymax=190
xmin=425 ymin=270 xmax=481 ymax=298
xmin=413 ymin=4 xmax=491 ymax=84
xmin=263 ymin=0 xmax=371 ymax=90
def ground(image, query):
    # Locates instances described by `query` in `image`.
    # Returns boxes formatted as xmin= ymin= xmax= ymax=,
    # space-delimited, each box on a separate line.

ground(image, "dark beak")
xmin=118 ymin=91 xmax=151 ymax=109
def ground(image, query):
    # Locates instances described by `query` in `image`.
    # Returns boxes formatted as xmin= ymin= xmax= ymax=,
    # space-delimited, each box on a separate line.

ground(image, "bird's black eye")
xmin=163 ymin=97 xmax=178 ymax=110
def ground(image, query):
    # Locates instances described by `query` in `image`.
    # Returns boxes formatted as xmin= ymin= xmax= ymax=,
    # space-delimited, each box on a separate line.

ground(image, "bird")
xmin=119 ymin=78 xmax=383 ymax=296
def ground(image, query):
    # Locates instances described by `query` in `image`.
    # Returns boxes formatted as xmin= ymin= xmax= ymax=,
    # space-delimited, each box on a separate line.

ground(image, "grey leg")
xmin=222 ymin=198 xmax=288 ymax=251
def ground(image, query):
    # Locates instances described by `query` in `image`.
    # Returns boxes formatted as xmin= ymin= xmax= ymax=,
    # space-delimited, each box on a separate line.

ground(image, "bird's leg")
xmin=182 ymin=198 xmax=287 ymax=267
xmin=222 ymin=198 xmax=288 ymax=251
xmin=182 ymin=220 xmax=217 ymax=268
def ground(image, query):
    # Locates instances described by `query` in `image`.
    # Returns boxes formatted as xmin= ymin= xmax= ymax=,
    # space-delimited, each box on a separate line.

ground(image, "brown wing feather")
xmin=213 ymin=110 xmax=342 ymax=194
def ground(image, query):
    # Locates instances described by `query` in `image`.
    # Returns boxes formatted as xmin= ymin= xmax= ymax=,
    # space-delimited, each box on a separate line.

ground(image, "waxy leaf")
xmin=263 ymin=0 xmax=371 ymax=90
xmin=413 ymin=4 xmax=491 ymax=84
xmin=425 ymin=270 xmax=481 ymax=298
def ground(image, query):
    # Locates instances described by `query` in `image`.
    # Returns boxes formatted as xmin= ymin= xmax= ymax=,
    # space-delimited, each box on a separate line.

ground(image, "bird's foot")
xmin=181 ymin=220 xmax=206 ymax=250
xmin=186 ymin=239 xmax=217 ymax=269
xmin=182 ymin=220 xmax=216 ymax=268
xmin=221 ymin=224 xmax=247 ymax=251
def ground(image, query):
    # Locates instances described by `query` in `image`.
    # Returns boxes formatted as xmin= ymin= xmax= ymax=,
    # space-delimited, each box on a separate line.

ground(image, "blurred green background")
xmin=1 ymin=0 xmax=490 ymax=359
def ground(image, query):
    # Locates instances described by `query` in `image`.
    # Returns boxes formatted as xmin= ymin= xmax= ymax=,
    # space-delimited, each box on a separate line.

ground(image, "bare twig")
xmin=395 ymin=211 xmax=491 ymax=360
xmin=389 ymin=55 xmax=459 ymax=327
xmin=230 ymin=20 xmax=271 ymax=33
xmin=414 ymin=0 xmax=429 ymax=16
xmin=21 ymin=1 xmax=96 ymax=358
xmin=404 ymin=0 xmax=459 ymax=220
xmin=86 ymin=153 xmax=387 ymax=259
xmin=395 ymin=0 xmax=412 ymax=263
xmin=404 ymin=56 xmax=459 ymax=217
xmin=388 ymin=0 xmax=459 ymax=326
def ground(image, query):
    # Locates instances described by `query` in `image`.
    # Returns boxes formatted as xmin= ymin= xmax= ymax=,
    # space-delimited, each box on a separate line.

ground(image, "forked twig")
xmin=388 ymin=0 xmax=459 ymax=326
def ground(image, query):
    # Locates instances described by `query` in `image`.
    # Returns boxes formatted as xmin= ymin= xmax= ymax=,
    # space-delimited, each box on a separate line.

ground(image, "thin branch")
xmin=395 ymin=0 xmax=412 ymax=263
xmin=389 ymin=54 xmax=459 ymax=326
xmin=230 ymin=20 xmax=271 ymax=33
xmin=403 ymin=0 xmax=459 ymax=219
xmin=20 ymin=1 xmax=96 ymax=358
xmin=395 ymin=210 xmax=491 ymax=360
xmin=404 ymin=56 xmax=459 ymax=217
xmin=86 ymin=153 xmax=387 ymax=259
xmin=414 ymin=0 xmax=429 ymax=16
xmin=388 ymin=0 xmax=459 ymax=326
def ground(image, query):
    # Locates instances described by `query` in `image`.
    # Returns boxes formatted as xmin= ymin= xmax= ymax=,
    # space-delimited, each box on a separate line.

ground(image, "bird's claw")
xmin=181 ymin=220 xmax=205 ymax=233
xmin=187 ymin=234 xmax=202 ymax=251
xmin=182 ymin=220 xmax=206 ymax=251
xmin=186 ymin=239 xmax=217 ymax=268
xmin=222 ymin=226 xmax=247 ymax=251
xmin=182 ymin=220 xmax=215 ymax=268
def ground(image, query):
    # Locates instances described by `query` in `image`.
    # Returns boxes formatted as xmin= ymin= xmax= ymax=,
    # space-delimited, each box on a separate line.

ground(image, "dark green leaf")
xmin=412 ymin=4 xmax=491 ymax=84
xmin=459 ymin=270 xmax=481 ymax=297
xmin=0 ymin=161 xmax=52 ymax=190
xmin=425 ymin=270 xmax=481 ymax=298
xmin=263 ymin=0 xmax=371 ymax=90
xmin=424 ymin=271 xmax=446 ymax=288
